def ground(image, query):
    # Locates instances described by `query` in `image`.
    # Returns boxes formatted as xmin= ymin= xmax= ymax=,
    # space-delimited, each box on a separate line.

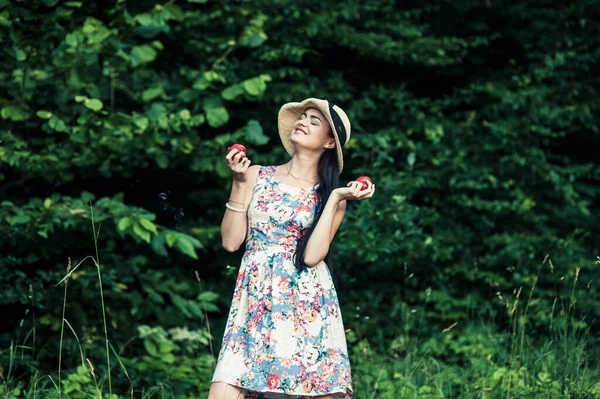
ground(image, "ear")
xmin=326 ymin=139 xmax=336 ymax=149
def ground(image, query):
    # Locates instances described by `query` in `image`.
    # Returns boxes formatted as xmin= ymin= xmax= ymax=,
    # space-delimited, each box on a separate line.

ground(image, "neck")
xmin=285 ymin=154 xmax=319 ymax=183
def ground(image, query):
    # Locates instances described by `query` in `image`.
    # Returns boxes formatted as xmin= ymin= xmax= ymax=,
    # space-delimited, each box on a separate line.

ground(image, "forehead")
xmin=303 ymin=107 xmax=326 ymax=118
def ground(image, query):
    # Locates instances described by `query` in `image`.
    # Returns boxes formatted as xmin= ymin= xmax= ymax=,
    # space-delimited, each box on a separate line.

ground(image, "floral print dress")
xmin=212 ymin=165 xmax=354 ymax=399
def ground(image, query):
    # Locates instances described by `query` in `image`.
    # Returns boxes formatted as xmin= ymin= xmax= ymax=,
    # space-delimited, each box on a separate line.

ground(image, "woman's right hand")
xmin=226 ymin=148 xmax=251 ymax=182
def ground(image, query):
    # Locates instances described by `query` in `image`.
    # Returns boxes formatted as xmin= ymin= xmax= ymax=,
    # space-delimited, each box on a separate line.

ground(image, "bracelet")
xmin=228 ymin=198 xmax=245 ymax=205
xmin=225 ymin=202 xmax=246 ymax=212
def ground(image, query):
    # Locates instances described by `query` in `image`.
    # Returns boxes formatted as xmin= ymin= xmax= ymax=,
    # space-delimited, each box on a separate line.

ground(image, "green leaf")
xmin=186 ymin=235 xmax=204 ymax=249
xmin=16 ymin=49 xmax=26 ymax=61
xmin=65 ymin=33 xmax=79 ymax=47
xmin=190 ymin=114 xmax=205 ymax=126
xmin=206 ymin=107 xmax=229 ymax=128
xmin=84 ymin=98 xmax=104 ymax=112
xmin=202 ymin=303 xmax=219 ymax=312
xmin=202 ymin=96 xmax=223 ymax=111
xmin=243 ymin=77 xmax=267 ymax=97
xmin=193 ymin=77 xmax=210 ymax=90
xmin=407 ymin=152 xmax=416 ymax=168
xmin=197 ymin=291 xmax=219 ymax=302
xmin=142 ymin=87 xmax=164 ymax=101
xmin=174 ymin=237 xmax=198 ymax=259
xmin=204 ymin=70 xmax=222 ymax=82
xmin=245 ymin=119 xmax=270 ymax=145
xmin=144 ymin=340 xmax=158 ymax=356
xmin=82 ymin=20 xmax=110 ymax=45
xmin=179 ymin=109 xmax=191 ymax=120
xmin=8 ymin=215 xmax=31 ymax=225
xmin=0 ymin=11 xmax=11 ymax=28
xmin=165 ymin=232 xmax=178 ymax=247
xmin=180 ymin=137 xmax=194 ymax=154
xmin=139 ymin=218 xmax=158 ymax=234
xmin=1 ymin=106 xmax=28 ymax=121
xmin=117 ymin=217 xmax=132 ymax=232
xmin=150 ymin=234 xmax=168 ymax=257
xmin=134 ymin=14 xmax=154 ymax=26
xmin=30 ymin=70 xmax=50 ymax=81
xmin=162 ymin=353 xmax=176 ymax=363
xmin=133 ymin=25 xmax=169 ymax=39
xmin=239 ymin=33 xmax=266 ymax=48
xmin=148 ymin=103 xmax=167 ymax=121
xmin=49 ymin=117 xmax=69 ymax=132
xmin=159 ymin=340 xmax=176 ymax=354
xmin=143 ymin=287 xmax=164 ymax=304
xmin=133 ymin=223 xmax=151 ymax=243
xmin=133 ymin=115 xmax=149 ymax=131
xmin=164 ymin=4 xmax=185 ymax=20
xmin=36 ymin=110 xmax=53 ymax=119
xmin=156 ymin=153 xmax=169 ymax=168
xmin=131 ymin=45 xmax=158 ymax=67
xmin=221 ymin=84 xmax=244 ymax=100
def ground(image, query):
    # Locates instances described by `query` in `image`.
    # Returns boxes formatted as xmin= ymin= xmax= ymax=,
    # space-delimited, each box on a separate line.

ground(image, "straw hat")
xmin=277 ymin=98 xmax=351 ymax=174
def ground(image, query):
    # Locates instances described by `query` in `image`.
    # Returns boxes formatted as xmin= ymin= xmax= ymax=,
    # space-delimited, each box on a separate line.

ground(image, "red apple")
xmin=227 ymin=143 xmax=246 ymax=158
xmin=355 ymin=176 xmax=372 ymax=190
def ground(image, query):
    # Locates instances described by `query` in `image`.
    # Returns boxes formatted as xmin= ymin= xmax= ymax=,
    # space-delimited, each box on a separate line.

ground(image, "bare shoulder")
xmin=243 ymin=165 xmax=263 ymax=202
xmin=247 ymin=164 xmax=263 ymax=173
xmin=246 ymin=164 xmax=263 ymax=185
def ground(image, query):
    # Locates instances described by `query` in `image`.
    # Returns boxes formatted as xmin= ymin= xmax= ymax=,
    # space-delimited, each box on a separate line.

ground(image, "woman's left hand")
xmin=332 ymin=180 xmax=375 ymax=202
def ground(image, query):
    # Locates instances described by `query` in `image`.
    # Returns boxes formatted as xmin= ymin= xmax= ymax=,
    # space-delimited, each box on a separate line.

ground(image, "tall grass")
xmin=2 ymin=203 xmax=598 ymax=398
xmin=2 ymin=201 xmax=216 ymax=399
xmin=52 ymin=202 xmax=117 ymax=398
xmin=57 ymin=256 xmax=70 ymax=399
xmin=90 ymin=205 xmax=112 ymax=397
xmin=195 ymin=270 xmax=216 ymax=368
xmin=350 ymin=254 xmax=598 ymax=398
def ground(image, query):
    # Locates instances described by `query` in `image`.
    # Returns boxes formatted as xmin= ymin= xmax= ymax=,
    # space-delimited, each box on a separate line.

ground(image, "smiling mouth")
xmin=294 ymin=128 xmax=307 ymax=135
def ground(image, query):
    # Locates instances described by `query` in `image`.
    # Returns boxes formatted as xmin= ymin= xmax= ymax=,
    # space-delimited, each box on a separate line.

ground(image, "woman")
xmin=208 ymin=98 xmax=375 ymax=399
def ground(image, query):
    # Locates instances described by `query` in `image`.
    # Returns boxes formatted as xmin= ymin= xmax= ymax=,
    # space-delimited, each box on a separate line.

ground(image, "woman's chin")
xmin=290 ymin=134 xmax=303 ymax=145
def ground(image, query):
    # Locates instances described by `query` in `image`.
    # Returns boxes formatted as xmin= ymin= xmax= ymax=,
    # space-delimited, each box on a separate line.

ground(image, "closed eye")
xmin=299 ymin=112 xmax=322 ymax=124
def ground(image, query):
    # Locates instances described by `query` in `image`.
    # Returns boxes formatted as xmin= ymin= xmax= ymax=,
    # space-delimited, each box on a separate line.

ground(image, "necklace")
xmin=287 ymin=164 xmax=318 ymax=185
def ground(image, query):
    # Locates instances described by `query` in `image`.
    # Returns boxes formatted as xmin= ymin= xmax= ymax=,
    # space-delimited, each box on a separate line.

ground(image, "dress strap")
xmin=258 ymin=165 xmax=277 ymax=182
xmin=254 ymin=165 xmax=276 ymax=193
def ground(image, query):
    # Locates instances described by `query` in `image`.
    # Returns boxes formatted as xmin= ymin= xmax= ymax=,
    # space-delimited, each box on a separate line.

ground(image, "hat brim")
xmin=277 ymin=98 xmax=345 ymax=174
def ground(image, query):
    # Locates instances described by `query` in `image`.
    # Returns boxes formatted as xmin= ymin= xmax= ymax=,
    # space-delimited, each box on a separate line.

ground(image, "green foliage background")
xmin=1 ymin=0 xmax=599 ymax=397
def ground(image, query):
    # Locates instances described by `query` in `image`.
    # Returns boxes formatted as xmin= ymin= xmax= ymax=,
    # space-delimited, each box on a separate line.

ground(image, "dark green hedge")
xmin=1 ymin=0 xmax=598 ymax=397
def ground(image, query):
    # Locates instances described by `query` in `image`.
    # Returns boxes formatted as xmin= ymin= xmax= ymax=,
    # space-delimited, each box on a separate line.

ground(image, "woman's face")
xmin=290 ymin=107 xmax=336 ymax=153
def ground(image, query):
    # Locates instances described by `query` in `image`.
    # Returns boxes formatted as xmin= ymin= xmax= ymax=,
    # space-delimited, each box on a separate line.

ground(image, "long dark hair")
xmin=293 ymin=131 xmax=340 ymax=272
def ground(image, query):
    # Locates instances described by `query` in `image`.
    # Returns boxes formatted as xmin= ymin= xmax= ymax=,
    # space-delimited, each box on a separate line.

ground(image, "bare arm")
xmin=304 ymin=179 xmax=375 ymax=266
xmin=304 ymin=196 xmax=347 ymax=267
xmin=221 ymin=164 xmax=261 ymax=252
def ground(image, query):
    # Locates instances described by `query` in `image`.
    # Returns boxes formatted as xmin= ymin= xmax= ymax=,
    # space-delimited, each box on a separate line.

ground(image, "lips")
xmin=294 ymin=127 xmax=307 ymax=135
